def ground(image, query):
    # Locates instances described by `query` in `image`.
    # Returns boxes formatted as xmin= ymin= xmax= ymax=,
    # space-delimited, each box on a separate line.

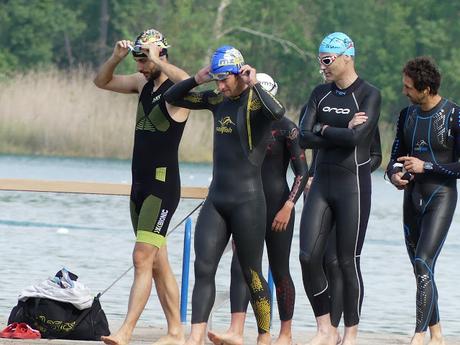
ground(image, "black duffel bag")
xmin=8 ymin=295 xmax=110 ymax=340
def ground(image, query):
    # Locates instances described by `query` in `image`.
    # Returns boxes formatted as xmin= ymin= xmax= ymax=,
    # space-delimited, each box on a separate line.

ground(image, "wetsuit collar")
xmin=417 ymin=97 xmax=446 ymax=118
xmin=331 ymin=77 xmax=363 ymax=96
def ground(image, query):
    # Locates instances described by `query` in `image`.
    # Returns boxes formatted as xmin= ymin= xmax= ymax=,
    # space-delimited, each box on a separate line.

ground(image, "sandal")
xmin=0 ymin=323 xmax=18 ymax=338
xmin=11 ymin=323 xmax=41 ymax=339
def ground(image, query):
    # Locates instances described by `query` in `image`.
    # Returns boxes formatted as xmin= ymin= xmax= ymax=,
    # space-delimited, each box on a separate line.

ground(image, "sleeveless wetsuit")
xmin=319 ymin=128 xmax=382 ymax=327
xmin=130 ymin=78 xmax=186 ymax=248
xmin=230 ymin=117 xmax=308 ymax=322
xmin=164 ymin=77 xmax=285 ymax=333
xmin=298 ymin=77 xmax=381 ymax=327
xmin=386 ymin=99 xmax=460 ymax=332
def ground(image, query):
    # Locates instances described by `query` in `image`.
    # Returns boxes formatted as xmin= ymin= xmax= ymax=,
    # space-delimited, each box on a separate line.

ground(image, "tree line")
xmin=1 ymin=0 xmax=460 ymax=122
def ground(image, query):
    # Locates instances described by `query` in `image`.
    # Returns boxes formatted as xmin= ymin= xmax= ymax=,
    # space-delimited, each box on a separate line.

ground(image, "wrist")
xmin=423 ymin=161 xmax=434 ymax=173
xmin=312 ymin=123 xmax=324 ymax=136
xmin=284 ymin=200 xmax=295 ymax=209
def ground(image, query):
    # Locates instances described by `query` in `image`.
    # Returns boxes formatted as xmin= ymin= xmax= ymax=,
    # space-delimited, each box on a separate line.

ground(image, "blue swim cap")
xmin=319 ymin=32 xmax=355 ymax=56
xmin=210 ymin=45 xmax=245 ymax=75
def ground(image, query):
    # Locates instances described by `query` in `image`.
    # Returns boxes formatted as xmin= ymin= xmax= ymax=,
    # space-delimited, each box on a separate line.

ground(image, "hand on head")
xmin=113 ymin=40 xmax=133 ymax=59
xmin=239 ymin=64 xmax=257 ymax=87
xmin=195 ymin=65 xmax=212 ymax=85
xmin=141 ymin=43 xmax=164 ymax=63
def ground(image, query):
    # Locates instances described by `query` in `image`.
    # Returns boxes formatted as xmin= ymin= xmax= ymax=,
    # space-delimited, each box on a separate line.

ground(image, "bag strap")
xmin=71 ymin=295 xmax=100 ymax=330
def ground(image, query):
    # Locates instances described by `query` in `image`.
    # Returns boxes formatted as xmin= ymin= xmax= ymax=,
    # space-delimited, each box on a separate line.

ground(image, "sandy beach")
xmin=1 ymin=322 xmax=460 ymax=345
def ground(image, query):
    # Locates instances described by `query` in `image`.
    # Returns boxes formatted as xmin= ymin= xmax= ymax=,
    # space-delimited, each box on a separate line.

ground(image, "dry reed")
xmin=0 ymin=68 xmax=213 ymax=161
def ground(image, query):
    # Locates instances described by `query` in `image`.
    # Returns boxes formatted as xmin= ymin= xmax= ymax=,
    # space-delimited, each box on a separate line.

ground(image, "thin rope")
xmin=99 ymin=200 xmax=205 ymax=297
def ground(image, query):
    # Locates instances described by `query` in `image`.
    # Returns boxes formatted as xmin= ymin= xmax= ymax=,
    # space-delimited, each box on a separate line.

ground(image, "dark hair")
xmin=402 ymin=56 xmax=441 ymax=95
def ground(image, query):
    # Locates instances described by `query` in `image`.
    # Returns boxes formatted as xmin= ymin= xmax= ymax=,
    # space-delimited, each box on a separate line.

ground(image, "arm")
xmin=239 ymin=64 xmax=284 ymax=120
xmin=163 ymin=76 xmax=215 ymax=111
xmin=385 ymin=108 xmax=410 ymax=188
xmin=322 ymin=88 xmax=381 ymax=147
xmin=271 ymin=122 xmax=309 ymax=232
xmin=252 ymin=83 xmax=285 ymax=120
xmin=93 ymin=40 xmax=144 ymax=94
xmin=298 ymin=94 xmax=336 ymax=149
xmin=370 ymin=127 xmax=382 ymax=172
xmin=143 ymin=44 xmax=189 ymax=83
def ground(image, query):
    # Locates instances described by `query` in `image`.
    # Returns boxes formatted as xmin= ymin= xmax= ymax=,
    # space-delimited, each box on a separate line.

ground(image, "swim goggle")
xmin=128 ymin=43 xmax=167 ymax=56
xmin=209 ymin=71 xmax=234 ymax=81
xmin=128 ymin=43 xmax=142 ymax=53
xmin=317 ymin=54 xmax=342 ymax=66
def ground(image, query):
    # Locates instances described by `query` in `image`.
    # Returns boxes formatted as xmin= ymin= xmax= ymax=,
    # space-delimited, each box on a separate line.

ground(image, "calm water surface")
xmin=0 ymin=154 xmax=459 ymax=336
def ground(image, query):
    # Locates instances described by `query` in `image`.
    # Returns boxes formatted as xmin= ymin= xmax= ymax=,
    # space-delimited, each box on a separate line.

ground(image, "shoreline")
xmin=1 ymin=322 xmax=459 ymax=345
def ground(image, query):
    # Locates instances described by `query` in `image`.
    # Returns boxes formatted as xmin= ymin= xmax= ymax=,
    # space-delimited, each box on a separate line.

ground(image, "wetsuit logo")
xmin=322 ymin=106 xmax=351 ymax=114
xmin=154 ymin=209 xmax=169 ymax=232
xmin=216 ymin=116 xmax=235 ymax=134
xmin=414 ymin=140 xmax=429 ymax=153
xmin=151 ymin=94 xmax=161 ymax=104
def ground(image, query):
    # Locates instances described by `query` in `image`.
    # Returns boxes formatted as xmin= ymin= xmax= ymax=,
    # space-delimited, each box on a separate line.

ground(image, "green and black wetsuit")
xmin=165 ymin=77 xmax=285 ymax=334
xmin=130 ymin=78 xmax=186 ymax=248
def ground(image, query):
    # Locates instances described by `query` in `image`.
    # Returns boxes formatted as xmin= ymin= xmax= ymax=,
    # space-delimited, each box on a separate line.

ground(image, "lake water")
xmin=0 ymin=154 xmax=459 ymax=336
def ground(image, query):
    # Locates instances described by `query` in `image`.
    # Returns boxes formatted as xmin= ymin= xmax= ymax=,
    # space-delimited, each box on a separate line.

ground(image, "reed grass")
xmin=0 ymin=68 xmax=395 ymax=164
xmin=0 ymin=68 xmax=213 ymax=161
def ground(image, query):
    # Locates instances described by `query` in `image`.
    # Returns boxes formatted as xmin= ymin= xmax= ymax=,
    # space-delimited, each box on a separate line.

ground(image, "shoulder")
xmin=311 ymin=83 xmax=332 ymax=98
xmin=359 ymin=80 xmax=381 ymax=97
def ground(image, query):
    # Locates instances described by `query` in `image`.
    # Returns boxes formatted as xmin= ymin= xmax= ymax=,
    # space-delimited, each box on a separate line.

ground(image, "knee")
xmin=194 ymin=257 xmax=216 ymax=281
xmin=299 ymin=250 xmax=321 ymax=269
xmin=132 ymin=244 xmax=156 ymax=270
xmin=414 ymin=257 xmax=432 ymax=277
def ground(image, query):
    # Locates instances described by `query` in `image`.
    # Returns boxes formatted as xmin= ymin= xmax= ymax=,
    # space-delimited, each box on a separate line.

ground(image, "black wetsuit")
xmin=319 ymin=128 xmax=382 ymax=327
xmin=130 ymin=79 xmax=186 ymax=248
xmin=164 ymin=77 xmax=285 ymax=333
xmin=298 ymin=78 xmax=381 ymax=327
xmin=230 ymin=117 xmax=308 ymax=322
xmin=386 ymin=99 xmax=460 ymax=332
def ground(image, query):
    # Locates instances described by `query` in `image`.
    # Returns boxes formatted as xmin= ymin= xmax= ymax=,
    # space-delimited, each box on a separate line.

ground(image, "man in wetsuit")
xmin=164 ymin=46 xmax=285 ymax=345
xmin=93 ymin=29 xmax=190 ymax=345
xmin=305 ymin=116 xmax=381 ymax=342
xmin=386 ymin=56 xmax=460 ymax=345
xmin=211 ymin=73 xmax=308 ymax=345
xmin=306 ymin=66 xmax=382 ymax=334
xmin=298 ymin=32 xmax=381 ymax=345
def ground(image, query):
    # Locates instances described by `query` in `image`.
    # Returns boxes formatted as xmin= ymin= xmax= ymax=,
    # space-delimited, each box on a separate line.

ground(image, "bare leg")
xmin=102 ymin=242 xmax=158 ymax=345
xmin=151 ymin=245 xmax=184 ymax=345
xmin=273 ymin=320 xmax=292 ymax=345
xmin=341 ymin=326 xmax=357 ymax=345
xmin=410 ymin=332 xmax=425 ymax=345
xmin=185 ymin=323 xmax=207 ymax=345
xmin=428 ymin=323 xmax=445 ymax=345
xmin=208 ymin=312 xmax=246 ymax=345
xmin=257 ymin=332 xmax=271 ymax=345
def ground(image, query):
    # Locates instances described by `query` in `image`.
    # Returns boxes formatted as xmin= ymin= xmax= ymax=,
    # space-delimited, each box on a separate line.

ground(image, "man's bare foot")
xmin=295 ymin=331 xmax=337 ymax=345
xmin=101 ymin=333 xmax=130 ymax=345
xmin=273 ymin=333 xmax=292 ymax=345
xmin=208 ymin=330 xmax=243 ymax=345
xmin=410 ymin=333 xmax=425 ymax=345
xmin=257 ymin=332 xmax=272 ymax=345
xmin=184 ymin=337 xmax=204 ymax=345
xmin=336 ymin=333 xmax=342 ymax=345
xmin=153 ymin=333 xmax=186 ymax=345
xmin=428 ymin=335 xmax=445 ymax=345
